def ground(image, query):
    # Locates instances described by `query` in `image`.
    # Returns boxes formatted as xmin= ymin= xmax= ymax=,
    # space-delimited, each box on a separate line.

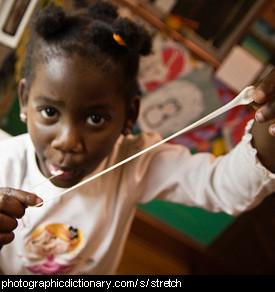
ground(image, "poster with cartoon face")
xmin=138 ymin=66 xmax=222 ymax=138
xmin=139 ymin=79 xmax=205 ymax=137
xmin=137 ymin=33 xmax=221 ymax=138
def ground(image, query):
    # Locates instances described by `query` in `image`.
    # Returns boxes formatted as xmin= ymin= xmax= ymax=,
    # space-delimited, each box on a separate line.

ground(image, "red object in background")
xmin=145 ymin=47 xmax=186 ymax=92
xmin=163 ymin=48 xmax=185 ymax=81
xmin=229 ymin=111 xmax=255 ymax=145
xmin=216 ymin=82 xmax=255 ymax=146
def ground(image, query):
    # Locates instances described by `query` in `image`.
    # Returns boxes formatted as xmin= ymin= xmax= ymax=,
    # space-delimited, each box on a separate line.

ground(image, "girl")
xmin=0 ymin=1 xmax=274 ymax=275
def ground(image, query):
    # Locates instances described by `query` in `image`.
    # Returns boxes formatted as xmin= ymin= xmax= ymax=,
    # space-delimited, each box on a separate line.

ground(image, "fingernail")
xmin=35 ymin=197 xmax=44 ymax=207
xmin=269 ymin=125 xmax=275 ymax=136
xmin=255 ymin=112 xmax=266 ymax=123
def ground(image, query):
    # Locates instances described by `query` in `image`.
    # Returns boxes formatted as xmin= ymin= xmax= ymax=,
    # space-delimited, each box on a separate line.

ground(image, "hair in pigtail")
xmin=113 ymin=18 xmax=151 ymax=56
xmin=87 ymin=0 xmax=150 ymax=56
xmin=87 ymin=2 xmax=127 ymax=57
xmin=33 ymin=3 xmax=66 ymax=38
xmin=88 ymin=0 xmax=118 ymax=22
xmin=88 ymin=20 xmax=120 ymax=54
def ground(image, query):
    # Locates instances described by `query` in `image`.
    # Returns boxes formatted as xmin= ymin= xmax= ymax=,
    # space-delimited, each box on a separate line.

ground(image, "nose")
xmin=51 ymin=123 xmax=84 ymax=153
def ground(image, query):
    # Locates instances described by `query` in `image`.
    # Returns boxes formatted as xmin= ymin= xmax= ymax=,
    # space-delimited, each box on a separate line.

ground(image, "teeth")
xmin=50 ymin=169 xmax=64 ymax=176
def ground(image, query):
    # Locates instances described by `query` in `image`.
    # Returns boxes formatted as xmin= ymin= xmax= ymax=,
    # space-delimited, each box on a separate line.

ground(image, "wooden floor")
xmin=116 ymin=234 xmax=190 ymax=275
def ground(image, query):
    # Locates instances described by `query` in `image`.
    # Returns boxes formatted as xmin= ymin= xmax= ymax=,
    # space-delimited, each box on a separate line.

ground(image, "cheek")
xmin=27 ymin=118 xmax=53 ymax=156
xmin=85 ymin=129 xmax=121 ymax=160
xmin=80 ymin=125 xmax=124 ymax=172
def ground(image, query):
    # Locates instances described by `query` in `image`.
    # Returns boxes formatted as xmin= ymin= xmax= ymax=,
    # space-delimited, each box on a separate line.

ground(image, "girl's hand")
xmin=251 ymin=69 xmax=275 ymax=173
xmin=253 ymin=69 xmax=275 ymax=136
xmin=0 ymin=188 xmax=43 ymax=246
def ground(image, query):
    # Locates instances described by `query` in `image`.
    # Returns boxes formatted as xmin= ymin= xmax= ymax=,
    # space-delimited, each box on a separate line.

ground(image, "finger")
xmin=0 ymin=214 xmax=18 ymax=232
xmin=0 ymin=189 xmax=43 ymax=218
xmin=0 ymin=188 xmax=43 ymax=207
xmin=255 ymin=99 xmax=275 ymax=123
xmin=0 ymin=232 xmax=15 ymax=245
xmin=254 ymin=70 xmax=275 ymax=103
xmin=253 ymin=88 xmax=266 ymax=104
xmin=269 ymin=123 xmax=275 ymax=136
xmin=0 ymin=193 xmax=26 ymax=218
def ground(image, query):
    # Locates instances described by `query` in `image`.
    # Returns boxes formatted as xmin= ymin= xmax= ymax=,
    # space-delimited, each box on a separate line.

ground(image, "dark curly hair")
xmin=22 ymin=0 xmax=152 ymax=101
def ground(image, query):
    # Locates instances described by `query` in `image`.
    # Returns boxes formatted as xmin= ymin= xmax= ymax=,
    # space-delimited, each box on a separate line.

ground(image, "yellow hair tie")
xmin=113 ymin=33 xmax=126 ymax=46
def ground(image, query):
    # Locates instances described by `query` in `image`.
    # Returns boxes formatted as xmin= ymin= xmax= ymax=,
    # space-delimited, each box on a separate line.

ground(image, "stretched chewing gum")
xmin=50 ymin=169 xmax=64 ymax=176
xmin=33 ymin=86 xmax=255 ymax=207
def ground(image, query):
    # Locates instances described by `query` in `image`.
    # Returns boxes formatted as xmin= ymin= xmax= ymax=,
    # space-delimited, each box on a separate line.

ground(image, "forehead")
xmin=39 ymin=54 xmax=115 ymax=86
xmin=32 ymin=54 xmax=123 ymax=102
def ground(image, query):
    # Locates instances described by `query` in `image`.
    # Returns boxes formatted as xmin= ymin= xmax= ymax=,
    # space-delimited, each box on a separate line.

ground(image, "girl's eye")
xmin=86 ymin=114 xmax=106 ymax=126
xmin=41 ymin=107 xmax=58 ymax=119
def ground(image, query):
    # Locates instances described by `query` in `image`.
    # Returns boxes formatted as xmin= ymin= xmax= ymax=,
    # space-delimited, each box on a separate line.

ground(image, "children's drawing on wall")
xmin=139 ymin=79 xmax=204 ymax=137
xmin=138 ymin=34 xmax=198 ymax=93
xmin=141 ymin=97 xmax=182 ymax=129
xmin=138 ymin=67 xmax=222 ymax=138
xmin=137 ymin=33 xmax=222 ymax=138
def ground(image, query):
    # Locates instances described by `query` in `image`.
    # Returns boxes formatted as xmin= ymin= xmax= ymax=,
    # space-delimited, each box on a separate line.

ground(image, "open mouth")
xmin=49 ymin=164 xmax=75 ymax=180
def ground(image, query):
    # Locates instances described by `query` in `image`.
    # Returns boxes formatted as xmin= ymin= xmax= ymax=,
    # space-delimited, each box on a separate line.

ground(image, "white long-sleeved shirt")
xmin=0 ymin=121 xmax=274 ymax=275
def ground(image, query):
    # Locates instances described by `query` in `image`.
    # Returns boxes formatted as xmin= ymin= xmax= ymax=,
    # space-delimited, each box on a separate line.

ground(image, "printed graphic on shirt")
xmin=24 ymin=224 xmax=84 ymax=275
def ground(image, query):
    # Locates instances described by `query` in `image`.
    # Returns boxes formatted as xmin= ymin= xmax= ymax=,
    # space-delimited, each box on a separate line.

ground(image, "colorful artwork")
xmin=24 ymin=224 xmax=84 ymax=275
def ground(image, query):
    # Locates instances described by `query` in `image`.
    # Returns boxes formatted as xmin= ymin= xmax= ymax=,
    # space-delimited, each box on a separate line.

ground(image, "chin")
xmin=50 ymin=176 xmax=83 ymax=189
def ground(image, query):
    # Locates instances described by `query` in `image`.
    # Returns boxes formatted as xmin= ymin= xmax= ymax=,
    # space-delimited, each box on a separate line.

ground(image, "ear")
xmin=123 ymin=96 xmax=140 ymax=136
xmin=18 ymin=78 xmax=28 ymax=120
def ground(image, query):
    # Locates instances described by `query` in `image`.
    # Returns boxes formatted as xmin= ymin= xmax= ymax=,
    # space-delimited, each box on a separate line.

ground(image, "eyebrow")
xmin=34 ymin=96 xmax=65 ymax=107
xmin=35 ymin=96 xmax=116 ymax=112
xmin=84 ymin=104 xmax=116 ymax=111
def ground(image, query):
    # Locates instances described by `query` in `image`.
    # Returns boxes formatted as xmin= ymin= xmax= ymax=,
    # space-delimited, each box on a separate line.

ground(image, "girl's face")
xmin=19 ymin=54 xmax=137 ymax=188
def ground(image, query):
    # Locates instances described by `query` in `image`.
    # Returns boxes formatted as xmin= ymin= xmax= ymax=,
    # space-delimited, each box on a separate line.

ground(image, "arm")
xmin=251 ymin=69 xmax=275 ymax=173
